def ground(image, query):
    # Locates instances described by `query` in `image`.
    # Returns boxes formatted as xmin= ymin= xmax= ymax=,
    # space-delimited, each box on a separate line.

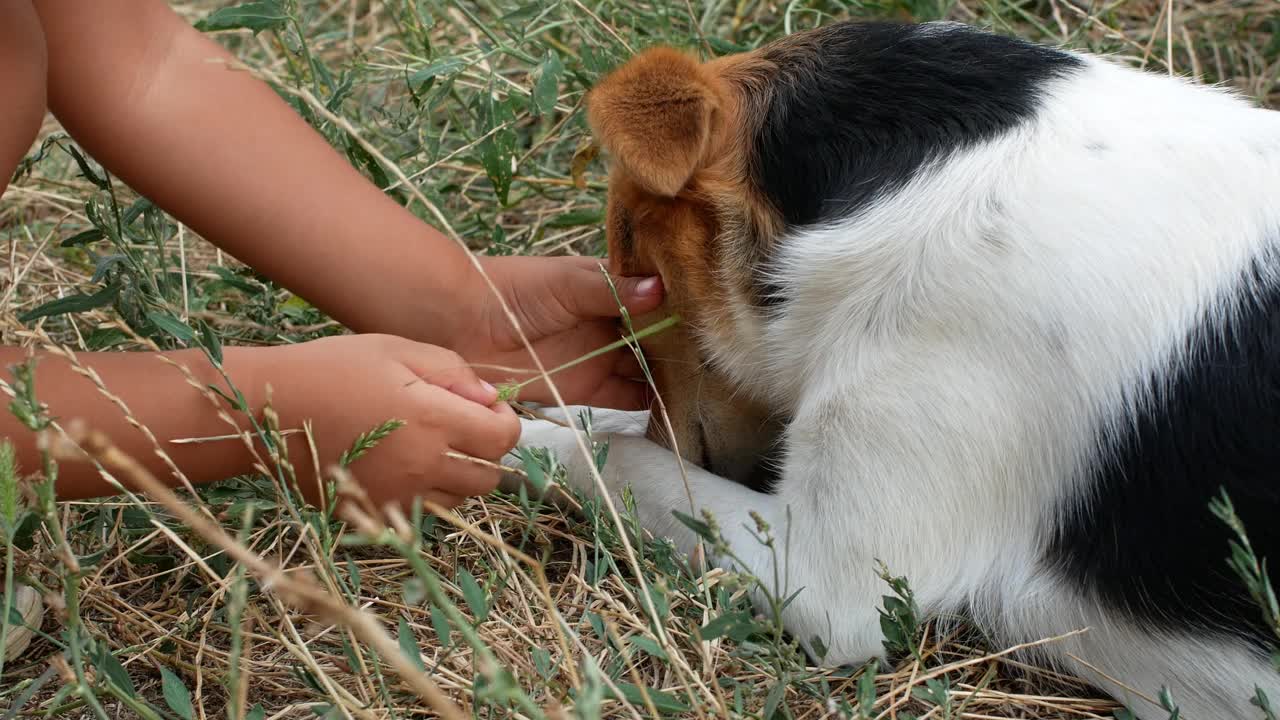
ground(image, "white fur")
xmin=509 ymin=50 xmax=1280 ymax=719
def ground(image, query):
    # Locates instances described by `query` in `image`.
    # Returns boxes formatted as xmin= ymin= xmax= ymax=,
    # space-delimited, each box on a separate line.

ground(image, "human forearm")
xmin=28 ymin=1 xmax=668 ymax=413
xmin=0 ymin=345 xmax=266 ymax=500
xmin=0 ymin=2 xmax=48 ymax=201
xmin=34 ymin=0 xmax=478 ymax=345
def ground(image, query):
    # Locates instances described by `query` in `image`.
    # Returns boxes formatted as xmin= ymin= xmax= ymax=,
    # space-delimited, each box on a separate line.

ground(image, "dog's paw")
xmin=501 ymin=412 xmax=586 ymax=497
xmin=514 ymin=416 xmax=588 ymax=458
xmin=498 ymin=417 xmax=596 ymax=502
xmin=523 ymin=405 xmax=650 ymax=437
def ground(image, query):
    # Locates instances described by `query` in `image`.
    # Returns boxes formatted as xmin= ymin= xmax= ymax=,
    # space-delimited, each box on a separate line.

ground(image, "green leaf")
xmin=0 ymin=440 xmax=17 ymax=535
xmin=480 ymin=136 xmax=515 ymax=206
xmin=1252 ymin=687 xmax=1276 ymax=720
xmin=457 ymin=568 xmax=489 ymax=622
xmin=197 ymin=320 xmax=223 ymax=366
xmin=608 ymin=682 xmax=690 ymax=714
xmin=587 ymin=556 xmax=610 ymax=584
xmin=63 ymin=144 xmax=107 ymax=189
xmin=19 ymin=284 xmax=120 ymax=324
xmin=60 ymin=228 xmax=104 ymax=248
xmin=344 ymin=558 xmax=360 ymax=595
xmin=532 ymin=647 xmax=554 ymax=680
xmin=278 ymin=293 xmax=312 ymax=319
xmin=408 ymin=57 xmax=467 ymax=92
xmin=546 ymin=209 xmax=604 ymax=228
xmin=699 ymin=610 xmax=754 ymax=642
xmin=478 ymin=94 xmax=516 ymax=206
xmin=246 ymin=704 xmax=266 ymax=720
xmin=586 ymin=610 xmax=605 ymax=640
xmin=0 ymin=513 xmax=31 ymax=555
xmin=517 ymin=447 xmax=546 ymax=492
xmin=857 ymin=659 xmax=879 ymax=716
xmin=628 ymin=634 xmax=668 ymax=660
xmin=90 ymin=254 xmax=129 ymax=284
xmin=78 ymin=543 xmax=114 ymax=569
xmin=93 ymin=645 xmax=137 ymax=696
xmin=120 ymin=197 xmax=153 ymax=228
xmin=911 ymin=681 xmax=943 ymax=705
xmin=500 ymin=5 xmax=541 ymax=25
xmin=210 ymin=266 xmax=262 ymax=295
xmin=430 ymin=603 xmax=452 ymax=649
xmin=84 ymin=327 xmax=128 ymax=350
xmin=1158 ymin=687 xmax=1182 ymax=720
xmin=647 ymin=583 xmax=670 ymax=620
xmin=809 ymin=635 xmax=829 ymax=663
xmin=531 ymin=51 xmax=564 ymax=116
xmin=194 ymin=0 xmax=289 ymax=33
xmin=147 ymin=311 xmax=196 ymax=343
xmin=762 ymin=680 xmax=786 ymax=720
xmin=672 ymin=510 xmax=717 ymax=543
xmin=489 ymin=223 xmax=510 ymax=254
xmin=397 ymin=617 xmax=425 ymax=672
xmin=160 ymin=667 xmax=194 ymax=720
xmin=324 ymin=72 xmax=355 ymax=112
xmin=344 ymin=137 xmax=393 ymax=196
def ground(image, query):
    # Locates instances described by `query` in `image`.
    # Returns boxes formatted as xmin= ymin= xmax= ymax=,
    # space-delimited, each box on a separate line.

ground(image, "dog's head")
xmin=587 ymin=45 xmax=789 ymax=488
xmin=588 ymin=21 xmax=1077 ymax=484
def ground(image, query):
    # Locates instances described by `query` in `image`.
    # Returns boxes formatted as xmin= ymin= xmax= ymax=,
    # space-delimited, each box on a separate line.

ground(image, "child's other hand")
xmin=452 ymin=256 xmax=665 ymax=410
xmin=251 ymin=334 xmax=520 ymax=514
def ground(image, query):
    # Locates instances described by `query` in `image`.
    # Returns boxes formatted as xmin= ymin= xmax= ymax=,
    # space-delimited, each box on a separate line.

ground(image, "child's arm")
xmin=0 ymin=345 xmax=261 ymax=499
xmin=0 ymin=337 xmax=519 ymax=510
xmin=32 ymin=1 xmax=665 ymax=407
xmin=34 ymin=0 xmax=471 ymax=344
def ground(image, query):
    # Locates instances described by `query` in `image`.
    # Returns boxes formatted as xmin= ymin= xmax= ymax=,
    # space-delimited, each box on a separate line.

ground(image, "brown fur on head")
xmin=587 ymin=46 xmax=784 ymax=484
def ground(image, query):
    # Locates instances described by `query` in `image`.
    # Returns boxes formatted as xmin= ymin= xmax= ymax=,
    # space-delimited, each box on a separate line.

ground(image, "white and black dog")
xmin=505 ymin=20 xmax=1280 ymax=719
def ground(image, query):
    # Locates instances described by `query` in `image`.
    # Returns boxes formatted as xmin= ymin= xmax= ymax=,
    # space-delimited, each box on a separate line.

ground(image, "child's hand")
xmin=452 ymin=256 xmax=665 ymax=409
xmin=251 ymin=334 xmax=520 ymax=513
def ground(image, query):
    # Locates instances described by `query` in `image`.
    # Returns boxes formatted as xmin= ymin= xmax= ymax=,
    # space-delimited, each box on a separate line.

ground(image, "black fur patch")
xmin=743 ymin=21 xmax=1082 ymax=306
xmin=1049 ymin=255 xmax=1280 ymax=644
xmin=739 ymin=440 xmax=786 ymax=493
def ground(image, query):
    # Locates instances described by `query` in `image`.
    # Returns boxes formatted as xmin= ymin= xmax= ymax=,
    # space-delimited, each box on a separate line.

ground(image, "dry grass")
xmin=1 ymin=1 xmax=1277 ymax=719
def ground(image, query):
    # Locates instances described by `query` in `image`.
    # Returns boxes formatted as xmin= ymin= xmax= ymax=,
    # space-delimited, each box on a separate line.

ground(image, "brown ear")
xmin=587 ymin=47 xmax=718 ymax=197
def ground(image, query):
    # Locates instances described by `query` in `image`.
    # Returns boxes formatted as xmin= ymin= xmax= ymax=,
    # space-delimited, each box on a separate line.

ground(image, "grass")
xmin=1 ymin=0 xmax=1278 ymax=718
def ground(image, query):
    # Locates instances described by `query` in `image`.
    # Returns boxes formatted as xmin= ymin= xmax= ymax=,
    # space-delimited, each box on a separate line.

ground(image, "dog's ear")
xmin=587 ymin=47 xmax=718 ymax=197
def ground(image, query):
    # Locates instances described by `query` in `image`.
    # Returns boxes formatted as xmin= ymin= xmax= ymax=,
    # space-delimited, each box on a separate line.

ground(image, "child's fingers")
xmin=439 ymin=453 xmax=504 ymax=497
xmin=555 ymin=257 xmax=664 ymax=318
xmin=392 ymin=490 xmax=466 ymax=513
xmin=423 ymin=491 xmax=467 ymax=511
xmin=396 ymin=341 xmax=499 ymax=406
xmin=420 ymin=386 xmax=521 ymax=460
xmin=432 ymin=368 xmax=499 ymax=407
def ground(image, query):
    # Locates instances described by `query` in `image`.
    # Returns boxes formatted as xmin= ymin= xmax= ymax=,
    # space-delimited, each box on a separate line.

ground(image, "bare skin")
xmin=0 ymin=1 xmax=664 ymax=511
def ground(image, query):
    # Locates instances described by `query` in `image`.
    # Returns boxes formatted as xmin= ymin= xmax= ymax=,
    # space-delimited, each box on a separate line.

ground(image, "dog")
xmin=505 ymin=20 xmax=1280 ymax=719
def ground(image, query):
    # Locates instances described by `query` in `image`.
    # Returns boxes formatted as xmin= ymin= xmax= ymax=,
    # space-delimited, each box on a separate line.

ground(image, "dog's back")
xmin=755 ymin=34 xmax=1280 ymax=714
xmin=514 ymin=21 xmax=1280 ymax=718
